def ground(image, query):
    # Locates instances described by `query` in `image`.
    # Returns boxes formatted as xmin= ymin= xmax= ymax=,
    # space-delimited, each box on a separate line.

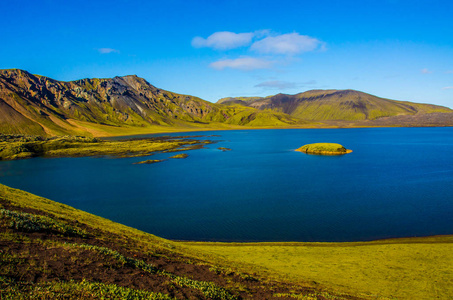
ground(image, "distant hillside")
xmin=0 ymin=69 xmax=300 ymax=136
xmin=1 ymin=69 xmax=452 ymax=137
xmin=218 ymin=89 xmax=452 ymax=121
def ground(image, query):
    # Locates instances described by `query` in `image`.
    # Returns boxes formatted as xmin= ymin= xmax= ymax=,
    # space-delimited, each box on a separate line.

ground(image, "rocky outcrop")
xmin=0 ymin=69 xmax=298 ymax=136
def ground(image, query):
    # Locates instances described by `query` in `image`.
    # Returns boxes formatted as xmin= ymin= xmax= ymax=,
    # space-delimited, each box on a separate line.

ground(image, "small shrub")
xmin=67 ymin=243 xmax=159 ymax=273
xmin=68 ymin=243 xmax=236 ymax=299
xmin=168 ymin=274 xmax=237 ymax=300
xmin=0 ymin=276 xmax=174 ymax=299
xmin=0 ymin=209 xmax=88 ymax=238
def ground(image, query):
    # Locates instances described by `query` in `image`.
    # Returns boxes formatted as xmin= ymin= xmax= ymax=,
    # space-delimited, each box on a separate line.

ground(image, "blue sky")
xmin=1 ymin=0 xmax=452 ymax=107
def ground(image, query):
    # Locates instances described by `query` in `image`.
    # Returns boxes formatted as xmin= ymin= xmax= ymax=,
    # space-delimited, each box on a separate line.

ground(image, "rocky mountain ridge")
xmin=1 ymin=69 xmax=452 ymax=136
xmin=0 ymin=69 xmax=297 ymax=136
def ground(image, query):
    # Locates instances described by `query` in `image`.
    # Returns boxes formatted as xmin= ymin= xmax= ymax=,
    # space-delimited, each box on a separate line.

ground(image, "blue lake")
xmin=1 ymin=127 xmax=453 ymax=242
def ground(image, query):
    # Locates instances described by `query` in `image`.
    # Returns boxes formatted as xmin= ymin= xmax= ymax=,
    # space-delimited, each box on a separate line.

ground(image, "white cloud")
xmin=421 ymin=68 xmax=432 ymax=74
xmin=98 ymin=48 xmax=120 ymax=54
xmin=210 ymin=57 xmax=272 ymax=71
xmin=193 ymin=31 xmax=325 ymax=72
xmin=442 ymin=86 xmax=453 ymax=90
xmin=255 ymin=79 xmax=318 ymax=90
xmin=255 ymin=80 xmax=296 ymax=90
xmin=192 ymin=31 xmax=254 ymax=50
xmin=301 ymin=80 xmax=317 ymax=85
xmin=254 ymin=29 xmax=271 ymax=38
xmin=250 ymin=33 xmax=322 ymax=55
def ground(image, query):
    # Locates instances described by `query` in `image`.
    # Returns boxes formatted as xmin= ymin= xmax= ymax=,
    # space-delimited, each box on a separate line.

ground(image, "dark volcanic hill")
xmin=218 ymin=89 xmax=452 ymax=121
xmin=0 ymin=69 xmax=298 ymax=136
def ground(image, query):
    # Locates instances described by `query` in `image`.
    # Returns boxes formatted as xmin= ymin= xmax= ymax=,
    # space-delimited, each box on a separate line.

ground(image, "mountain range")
xmin=218 ymin=89 xmax=451 ymax=121
xmin=0 ymin=69 xmax=452 ymax=136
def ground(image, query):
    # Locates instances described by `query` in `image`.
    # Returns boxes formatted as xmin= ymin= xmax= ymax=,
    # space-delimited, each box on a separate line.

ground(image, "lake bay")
xmin=1 ymin=127 xmax=452 ymax=242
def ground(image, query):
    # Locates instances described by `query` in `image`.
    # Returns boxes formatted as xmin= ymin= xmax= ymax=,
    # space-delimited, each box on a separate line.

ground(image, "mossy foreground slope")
xmin=0 ymin=184 xmax=365 ymax=299
xmin=1 ymin=183 xmax=452 ymax=299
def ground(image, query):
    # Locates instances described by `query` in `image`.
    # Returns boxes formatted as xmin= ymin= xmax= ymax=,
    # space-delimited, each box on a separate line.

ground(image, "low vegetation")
xmin=0 ymin=209 xmax=88 ymax=238
xmin=0 ymin=134 xmax=212 ymax=161
xmin=0 ymin=277 xmax=174 ymax=300
xmin=296 ymin=143 xmax=352 ymax=155
xmin=185 ymin=238 xmax=453 ymax=299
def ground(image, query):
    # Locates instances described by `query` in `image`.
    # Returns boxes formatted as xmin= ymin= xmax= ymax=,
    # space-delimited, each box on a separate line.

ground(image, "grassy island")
xmin=170 ymin=153 xmax=189 ymax=159
xmin=296 ymin=143 xmax=352 ymax=155
xmin=134 ymin=159 xmax=165 ymax=164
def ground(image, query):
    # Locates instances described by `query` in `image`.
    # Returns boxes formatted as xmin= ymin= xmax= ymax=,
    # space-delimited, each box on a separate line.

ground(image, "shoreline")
xmin=1 ymin=181 xmax=451 ymax=246
xmin=179 ymin=234 xmax=453 ymax=246
xmin=59 ymin=112 xmax=453 ymax=138
xmin=1 ymin=183 xmax=452 ymax=299
xmin=0 ymin=179 xmax=450 ymax=246
xmin=95 ymin=123 xmax=453 ymax=139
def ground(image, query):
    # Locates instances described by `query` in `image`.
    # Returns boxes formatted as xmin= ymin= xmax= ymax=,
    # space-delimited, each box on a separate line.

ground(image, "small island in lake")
xmin=134 ymin=159 xmax=164 ymax=164
xmin=296 ymin=143 xmax=352 ymax=155
xmin=170 ymin=153 xmax=189 ymax=159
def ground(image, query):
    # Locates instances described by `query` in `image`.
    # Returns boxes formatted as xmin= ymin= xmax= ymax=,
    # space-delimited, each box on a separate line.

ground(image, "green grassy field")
xmin=184 ymin=238 xmax=453 ymax=299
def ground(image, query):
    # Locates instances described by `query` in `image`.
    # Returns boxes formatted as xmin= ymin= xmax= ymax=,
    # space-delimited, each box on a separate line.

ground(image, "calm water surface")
xmin=1 ymin=128 xmax=453 ymax=242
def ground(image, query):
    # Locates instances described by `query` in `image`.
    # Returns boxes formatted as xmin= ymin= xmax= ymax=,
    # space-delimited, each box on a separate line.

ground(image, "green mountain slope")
xmin=218 ymin=89 xmax=452 ymax=121
xmin=1 ymin=69 xmax=451 ymax=137
xmin=0 ymin=69 xmax=300 ymax=136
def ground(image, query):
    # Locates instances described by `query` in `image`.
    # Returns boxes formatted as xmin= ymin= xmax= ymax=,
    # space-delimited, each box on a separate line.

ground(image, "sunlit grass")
xmin=184 ymin=238 xmax=453 ymax=299
xmin=0 ymin=276 xmax=174 ymax=300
